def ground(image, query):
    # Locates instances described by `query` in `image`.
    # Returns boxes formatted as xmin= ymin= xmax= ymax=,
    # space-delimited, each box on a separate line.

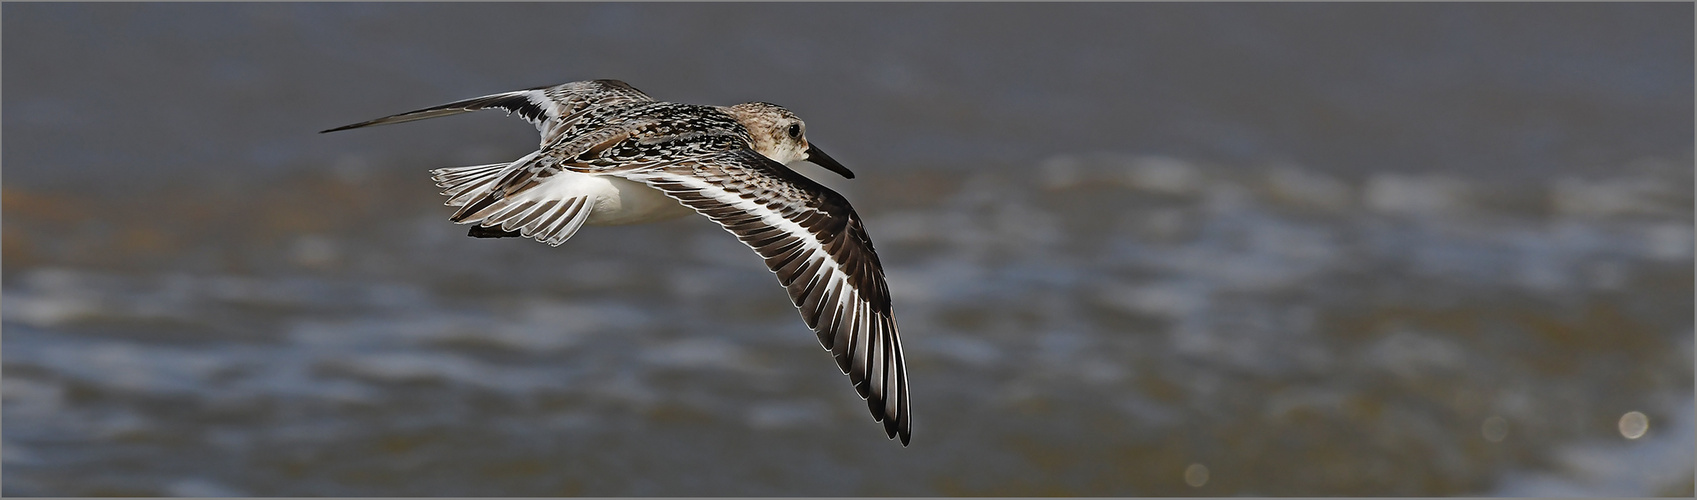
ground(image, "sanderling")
xmin=323 ymin=79 xmax=910 ymax=445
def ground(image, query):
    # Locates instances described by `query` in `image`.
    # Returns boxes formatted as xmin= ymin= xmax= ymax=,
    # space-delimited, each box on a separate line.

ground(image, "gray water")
xmin=3 ymin=3 xmax=1692 ymax=496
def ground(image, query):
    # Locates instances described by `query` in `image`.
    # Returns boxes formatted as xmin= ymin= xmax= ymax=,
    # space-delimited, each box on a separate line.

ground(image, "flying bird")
xmin=322 ymin=79 xmax=910 ymax=445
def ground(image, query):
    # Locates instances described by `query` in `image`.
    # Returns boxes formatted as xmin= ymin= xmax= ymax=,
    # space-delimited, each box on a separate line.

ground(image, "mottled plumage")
xmin=322 ymin=79 xmax=909 ymax=445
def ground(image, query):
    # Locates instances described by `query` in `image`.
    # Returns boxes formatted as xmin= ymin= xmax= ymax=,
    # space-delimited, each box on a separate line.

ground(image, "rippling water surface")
xmin=4 ymin=3 xmax=1692 ymax=496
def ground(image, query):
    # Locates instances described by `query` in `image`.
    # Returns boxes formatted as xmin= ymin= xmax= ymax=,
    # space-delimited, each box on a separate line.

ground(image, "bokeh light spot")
xmin=1618 ymin=411 xmax=1649 ymax=439
xmin=1184 ymin=463 xmax=1209 ymax=488
xmin=1481 ymin=416 xmax=1508 ymax=443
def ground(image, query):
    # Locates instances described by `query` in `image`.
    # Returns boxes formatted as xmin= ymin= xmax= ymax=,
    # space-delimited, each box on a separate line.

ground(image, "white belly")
xmin=533 ymin=171 xmax=692 ymax=226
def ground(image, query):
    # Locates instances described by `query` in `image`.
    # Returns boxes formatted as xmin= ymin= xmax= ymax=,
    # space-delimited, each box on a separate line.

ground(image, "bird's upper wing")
xmin=320 ymin=79 xmax=656 ymax=146
xmin=614 ymin=149 xmax=910 ymax=445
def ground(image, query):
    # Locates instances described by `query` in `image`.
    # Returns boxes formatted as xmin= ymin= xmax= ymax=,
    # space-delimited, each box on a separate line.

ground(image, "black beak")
xmin=805 ymin=144 xmax=855 ymax=179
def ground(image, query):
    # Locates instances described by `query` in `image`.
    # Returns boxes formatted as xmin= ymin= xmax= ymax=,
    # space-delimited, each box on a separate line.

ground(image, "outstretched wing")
xmin=320 ymin=79 xmax=655 ymax=146
xmin=617 ymin=149 xmax=911 ymax=445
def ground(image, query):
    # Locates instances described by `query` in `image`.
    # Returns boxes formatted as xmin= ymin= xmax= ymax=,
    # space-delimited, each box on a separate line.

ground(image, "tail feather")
xmin=456 ymin=194 xmax=593 ymax=247
xmin=431 ymin=163 xmax=508 ymax=207
xmin=428 ymin=163 xmax=595 ymax=247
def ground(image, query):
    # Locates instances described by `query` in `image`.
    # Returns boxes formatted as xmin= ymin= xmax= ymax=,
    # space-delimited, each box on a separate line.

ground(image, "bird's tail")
xmin=429 ymin=162 xmax=595 ymax=247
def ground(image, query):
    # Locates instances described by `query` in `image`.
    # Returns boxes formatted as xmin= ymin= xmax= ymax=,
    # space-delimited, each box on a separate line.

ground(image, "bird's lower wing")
xmin=615 ymin=150 xmax=911 ymax=445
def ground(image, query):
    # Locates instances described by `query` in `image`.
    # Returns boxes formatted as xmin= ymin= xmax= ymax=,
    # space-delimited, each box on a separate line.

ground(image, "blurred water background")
xmin=3 ymin=3 xmax=1692 ymax=496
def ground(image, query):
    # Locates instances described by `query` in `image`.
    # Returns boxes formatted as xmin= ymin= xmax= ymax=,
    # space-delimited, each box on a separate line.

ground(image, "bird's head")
xmin=724 ymin=102 xmax=854 ymax=179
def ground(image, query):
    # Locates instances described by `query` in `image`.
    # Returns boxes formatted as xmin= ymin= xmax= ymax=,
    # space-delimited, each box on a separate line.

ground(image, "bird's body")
xmin=458 ymin=158 xmax=696 ymax=228
xmin=323 ymin=79 xmax=910 ymax=445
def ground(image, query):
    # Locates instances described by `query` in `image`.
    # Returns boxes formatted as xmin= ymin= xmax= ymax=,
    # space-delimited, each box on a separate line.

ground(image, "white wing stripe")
xmin=634 ymin=172 xmax=853 ymax=289
xmin=851 ymin=303 xmax=871 ymax=393
xmin=835 ymin=295 xmax=861 ymax=376
xmin=889 ymin=318 xmax=902 ymax=427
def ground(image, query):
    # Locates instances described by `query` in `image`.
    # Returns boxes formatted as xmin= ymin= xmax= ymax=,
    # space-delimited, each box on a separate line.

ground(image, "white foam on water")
xmin=1364 ymin=174 xmax=1475 ymax=215
xmin=640 ymin=337 xmax=754 ymax=372
xmin=1550 ymin=175 xmax=1687 ymax=217
xmin=1263 ymin=164 xmax=1354 ymax=211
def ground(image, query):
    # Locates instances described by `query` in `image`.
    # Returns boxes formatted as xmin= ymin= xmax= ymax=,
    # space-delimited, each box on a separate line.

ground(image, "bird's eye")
xmin=787 ymin=123 xmax=802 ymax=139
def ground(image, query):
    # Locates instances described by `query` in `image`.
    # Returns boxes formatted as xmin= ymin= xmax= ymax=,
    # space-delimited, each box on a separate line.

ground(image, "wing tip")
xmin=874 ymin=402 xmax=910 ymax=446
xmin=319 ymin=122 xmax=365 ymax=134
